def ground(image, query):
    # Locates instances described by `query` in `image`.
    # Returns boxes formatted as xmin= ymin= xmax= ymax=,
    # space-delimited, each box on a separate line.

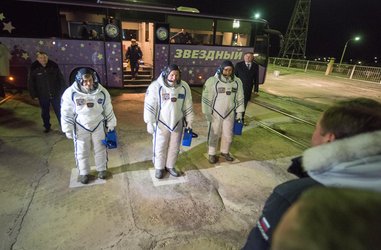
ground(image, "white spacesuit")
xmin=202 ymin=60 xmax=244 ymax=162
xmin=61 ymin=68 xmax=117 ymax=183
xmin=144 ymin=65 xmax=194 ymax=178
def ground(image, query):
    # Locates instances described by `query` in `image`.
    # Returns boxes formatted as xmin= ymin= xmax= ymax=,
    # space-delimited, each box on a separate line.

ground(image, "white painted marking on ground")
xmin=149 ymin=169 xmax=188 ymax=187
xmin=203 ymin=153 xmax=240 ymax=168
xmin=69 ymin=166 xmax=106 ymax=188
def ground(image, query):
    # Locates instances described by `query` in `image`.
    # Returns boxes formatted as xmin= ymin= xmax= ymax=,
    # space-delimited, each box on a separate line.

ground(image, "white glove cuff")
xmin=186 ymin=121 xmax=193 ymax=129
xmin=65 ymin=132 xmax=73 ymax=139
xmin=147 ymin=123 xmax=155 ymax=134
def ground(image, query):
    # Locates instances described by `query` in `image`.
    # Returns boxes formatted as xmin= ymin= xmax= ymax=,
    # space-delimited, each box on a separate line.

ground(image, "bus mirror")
xmin=264 ymin=28 xmax=283 ymax=47
xmin=264 ymin=29 xmax=283 ymax=38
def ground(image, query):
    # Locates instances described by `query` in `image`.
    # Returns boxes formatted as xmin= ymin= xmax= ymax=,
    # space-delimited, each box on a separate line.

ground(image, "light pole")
xmin=339 ymin=36 xmax=360 ymax=66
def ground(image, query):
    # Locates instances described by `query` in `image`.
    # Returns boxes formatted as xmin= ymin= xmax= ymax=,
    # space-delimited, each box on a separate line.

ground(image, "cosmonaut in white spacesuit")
xmin=144 ymin=64 xmax=194 ymax=179
xmin=61 ymin=68 xmax=117 ymax=184
xmin=202 ymin=60 xmax=245 ymax=164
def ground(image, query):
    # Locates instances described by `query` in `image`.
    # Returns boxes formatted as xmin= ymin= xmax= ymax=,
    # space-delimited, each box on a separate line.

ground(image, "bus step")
xmin=123 ymin=84 xmax=150 ymax=88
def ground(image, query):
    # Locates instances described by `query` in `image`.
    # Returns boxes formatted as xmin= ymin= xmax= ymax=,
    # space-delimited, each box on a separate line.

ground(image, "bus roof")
xmin=16 ymin=0 xmax=269 ymax=25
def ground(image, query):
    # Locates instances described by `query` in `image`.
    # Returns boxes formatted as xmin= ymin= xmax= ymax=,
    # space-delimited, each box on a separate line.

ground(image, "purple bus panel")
xmin=0 ymin=37 xmax=123 ymax=88
xmin=154 ymin=44 xmax=170 ymax=80
xmin=155 ymin=44 xmax=254 ymax=85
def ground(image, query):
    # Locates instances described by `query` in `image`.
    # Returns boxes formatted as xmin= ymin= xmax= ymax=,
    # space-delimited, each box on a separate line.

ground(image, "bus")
xmin=0 ymin=0 xmax=282 ymax=89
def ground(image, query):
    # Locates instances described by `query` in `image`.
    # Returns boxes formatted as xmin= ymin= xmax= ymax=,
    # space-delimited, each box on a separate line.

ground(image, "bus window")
xmin=215 ymin=20 xmax=252 ymax=46
xmin=60 ymin=8 xmax=106 ymax=40
xmin=170 ymin=29 xmax=193 ymax=44
xmin=167 ymin=16 xmax=214 ymax=45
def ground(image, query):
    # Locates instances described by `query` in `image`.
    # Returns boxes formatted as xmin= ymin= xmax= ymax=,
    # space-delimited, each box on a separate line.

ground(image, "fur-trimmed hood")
xmin=303 ymin=130 xmax=381 ymax=191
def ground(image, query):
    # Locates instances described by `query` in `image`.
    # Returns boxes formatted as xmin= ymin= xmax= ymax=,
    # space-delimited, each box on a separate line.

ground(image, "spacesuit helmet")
xmin=217 ymin=60 xmax=234 ymax=79
xmin=162 ymin=64 xmax=181 ymax=87
xmin=74 ymin=67 xmax=100 ymax=90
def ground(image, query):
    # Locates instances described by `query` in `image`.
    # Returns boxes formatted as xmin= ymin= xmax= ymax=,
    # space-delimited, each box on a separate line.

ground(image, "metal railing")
xmin=269 ymin=57 xmax=381 ymax=84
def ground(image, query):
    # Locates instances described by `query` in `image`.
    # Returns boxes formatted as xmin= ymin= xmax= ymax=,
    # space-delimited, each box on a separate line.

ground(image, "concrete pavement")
xmin=0 ymin=89 xmax=296 ymax=250
xmin=2 ymin=69 xmax=380 ymax=249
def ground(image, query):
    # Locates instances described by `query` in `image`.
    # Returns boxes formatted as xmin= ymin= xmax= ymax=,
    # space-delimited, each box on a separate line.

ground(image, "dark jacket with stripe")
xmin=28 ymin=60 xmax=66 ymax=99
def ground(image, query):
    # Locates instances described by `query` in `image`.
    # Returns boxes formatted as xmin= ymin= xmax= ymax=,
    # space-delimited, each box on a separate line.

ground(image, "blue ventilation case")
xmin=182 ymin=128 xmax=193 ymax=146
xmin=102 ymin=130 xmax=118 ymax=149
xmin=233 ymin=120 xmax=243 ymax=135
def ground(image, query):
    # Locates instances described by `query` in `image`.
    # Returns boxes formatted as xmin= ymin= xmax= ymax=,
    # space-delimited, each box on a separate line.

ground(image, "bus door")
xmin=254 ymin=34 xmax=270 ymax=84
xmin=121 ymin=21 xmax=154 ymax=87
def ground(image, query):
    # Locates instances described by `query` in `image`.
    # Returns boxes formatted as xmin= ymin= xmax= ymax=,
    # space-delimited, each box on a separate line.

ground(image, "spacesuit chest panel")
xmin=160 ymin=88 xmax=185 ymax=105
xmin=213 ymin=82 xmax=237 ymax=118
xmin=158 ymin=86 xmax=186 ymax=131
xmin=74 ymin=94 xmax=104 ymax=114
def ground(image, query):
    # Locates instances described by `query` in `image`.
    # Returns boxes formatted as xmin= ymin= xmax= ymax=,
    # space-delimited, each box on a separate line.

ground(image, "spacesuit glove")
xmin=107 ymin=126 xmax=115 ymax=132
xmin=65 ymin=132 xmax=73 ymax=139
xmin=147 ymin=123 xmax=155 ymax=134
xmin=236 ymin=112 xmax=243 ymax=120
xmin=205 ymin=114 xmax=212 ymax=122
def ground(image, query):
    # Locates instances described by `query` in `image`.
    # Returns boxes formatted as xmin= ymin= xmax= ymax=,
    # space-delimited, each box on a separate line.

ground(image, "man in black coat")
xmin=28 ymin=51 xmax=66 ymax=133
xmin=234 ymin=52 xmax=258 ymax=124
xmin=125 ymin=39 xmax=143 ymax=80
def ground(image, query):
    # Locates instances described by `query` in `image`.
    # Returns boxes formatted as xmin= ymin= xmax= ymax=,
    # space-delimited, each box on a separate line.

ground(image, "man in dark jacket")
xmin=125 ymin=39 xmax=143 ymax=80
xmin=28 ymin=51 xmax=66 ymax=133
xmin=242 ymin=97 xmax=381 ymax=250
xmin=234 ymin=52 xmax=258 ymax=124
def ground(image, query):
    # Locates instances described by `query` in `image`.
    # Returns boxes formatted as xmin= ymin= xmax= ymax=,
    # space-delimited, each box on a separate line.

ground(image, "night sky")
xmin=144 ymin=0 xmax=380 ymax=64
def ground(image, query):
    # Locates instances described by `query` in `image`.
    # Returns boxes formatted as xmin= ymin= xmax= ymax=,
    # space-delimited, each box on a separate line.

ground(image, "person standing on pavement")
xmin=125 ymin=39 xmax=142 ymax=80
xmin=61 ymin=68 xmax=117 ymax=184
xmin=242 ymin=97 xmax=381 ymax=250
xmin=234 ymin=52 xmax=259 ymax=124
xmin=202 ymin=60 xmax=245 ymax=164
xmin=144 ymin=64 xmax=194 ymax=179
xmin=28 ymin=51 xmax=66 ymax=133
xmin=0 ymin=42 xmax=11 ymax=98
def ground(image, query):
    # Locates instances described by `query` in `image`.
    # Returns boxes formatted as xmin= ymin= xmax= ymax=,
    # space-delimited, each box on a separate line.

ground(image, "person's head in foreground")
xmin=311 ymin=97 xmax=381 ymax=147
xmin=272 ymin=187 xmax=381 ymax=250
